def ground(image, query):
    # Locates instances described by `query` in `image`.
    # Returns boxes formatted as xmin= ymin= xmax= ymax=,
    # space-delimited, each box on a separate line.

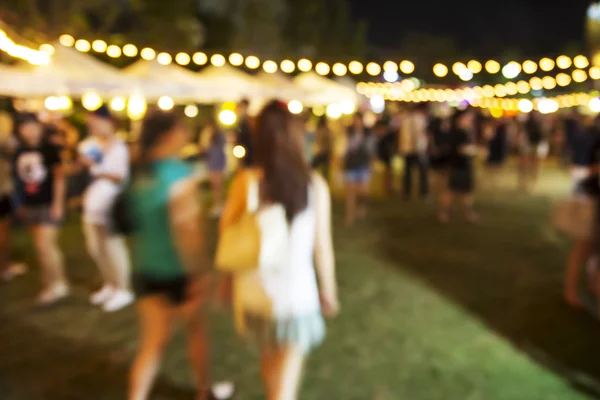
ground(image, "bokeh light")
xmin=175 ymin=52 xmax=191 ymax=66
xmin=452 ymin=62 xmax=467 ymax=75
xmin=263 ymin=60 xmax=278 ymax=73
xmin=573 ymin=69 xmax=588 ymax=82
xmin=91 ymin=40 xmax=107 ymax=53
xmin=333 ymin=63 xmax=348 ymax=76
xmin=400 ymin=60 xmax=415 ymax=74
xmin=366 ymin=62 xmax=381 ymax=76
xmin=106 ymin=45 xmax=121 ymax=58
xmin=556 ymin=73 xmax=572 ymax=86
xmin=502 ymin=62 xmax=521 ymax=79
xmin=288 ymin=100 xmax=303 ymax=114
xmin=82 ymin=91 xmax=102 ymax=111
xmin=211 ymin=54 xmax=226 ymax=67
xmin=110 ymin=97 xmax=126 ymax=112
xmin=245 ymin=55 xmax=260 ymax=69
xmin=184 ymin=105 xmax=199 ymax=118
xmin=518 ymin=99 xmax=534 ymax=113
xmin=228 ymin=53 xmax=244 ymax=66
xmin=485 ymin=60 xmax=501 ymax=74
xmin=540 ymin=57 xmax=555 ymax=72
xmin=467 ymin=60 xmax=482 ymax=74
xmin=557 ymin=55 xmax=572 ymax=69
xmin=280 ymin=60 xmax=295 ymax=73
xmin=193 ymin=52 xmax=208 ymax=65
xmin=298 ymin=58 xmax=312 ymax=72
xmin=157 ymin=52 xmax=172 ymax=65
xmin=349 ymin=61 xmax=364 ymax=74
xmin=141 ymin=48 xmax=156 ymax=61
xmin=574 ymin=55 xmax=589 ymax=69
xmin=315 ymin=62 xmax=330 ymax=76
xmin=75 ymin=39 xmax=91 ymax=52
xmin=123 ymin=44 xmax=138 ymax=57
xmin=383 ymin=61 xmax=398 ymax=72
xmin=433 ymin=63 xmax=448 ymax=77
xmin=219 ymin=110 xmax=237 ymax=125
xmin=522 ymin=60 xmax=538 ymax=74
xmin=158 ymin=96 xmax=174 ymax=110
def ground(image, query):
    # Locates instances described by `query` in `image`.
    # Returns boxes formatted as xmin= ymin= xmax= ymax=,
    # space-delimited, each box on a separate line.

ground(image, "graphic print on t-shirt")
xmin=16 ymin=152 xmax=48 ymax=195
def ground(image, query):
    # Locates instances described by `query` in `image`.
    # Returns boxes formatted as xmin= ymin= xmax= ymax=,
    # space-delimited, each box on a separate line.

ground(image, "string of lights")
xmin=55 ymin=34 xmax=597 ymax=82
xmin=0 ymin=29 xmax=50 ymax=65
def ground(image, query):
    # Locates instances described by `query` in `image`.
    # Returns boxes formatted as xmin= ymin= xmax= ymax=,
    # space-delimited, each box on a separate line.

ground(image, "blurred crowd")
xmin=1 ymin=98 xmax=599 ymax=399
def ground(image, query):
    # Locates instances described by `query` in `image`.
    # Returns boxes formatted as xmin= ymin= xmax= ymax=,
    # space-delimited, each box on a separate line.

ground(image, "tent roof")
xmin=123 ymin=60 xmax=202 ymax=101
xmin=195 ymin=65 xmax=273 ymax=103
xmin=293 ymin=72 xmax=357 ymax=106
xmin=255 ymin=71 xmax=308 ymax=101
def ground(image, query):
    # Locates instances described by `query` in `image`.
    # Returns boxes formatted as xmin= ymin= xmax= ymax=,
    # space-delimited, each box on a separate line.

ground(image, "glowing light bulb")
xmin=75 ymin=39 xmax=91 ymax=52
xmin=141 ymin=48 xmax=156 ymax=61
xmin=502 ymin=62 xmax=521 ymax=79
xmin=184 ymin=105 xmax=199 ymax=118
xmin=280 ymin=60 xmax=295 ymax=73
xmin=326 ymin=103 xmax=343 ymax=118
xmin=127 ymin=94 xmax=147 ymax=120
xmin=211 ymin=54 xmax=226 ymax=67
xmin=383 ymin=61 xmax=398 ymax=72
xmin=589 ymin=97 xmax=600 ymax=113
xmin=400 ymin=60 xmax=415 ymax=74
xmin=59 ymin=34 xmax=75 ymax=47
xmin=315 ymin=62 xmax=331 ymax=76
xmin=539 ymin=57 xmax=555 ymax=72
xmin=349 ymin=61 xmax=364 ymax=74
xmin=574 ymin=55 xmax=589 ymax=69
xmin=518 ymin=99 xmax=534 ymax=113
xmin=219 ymin=110 xmax=237 ymax=126
xmin=332 ymin=63 xmax=348 ymax=76
xmin=522 ymin=60 xmax=538 ymax=74
xmin=556 ymin=73 xmax=572 ymax=86
xmin=288 ymin=100 xmax=303 ymax=114
xmin=156 ymin=52 xmax=172 ymax=65
xmin=39 ymin=43 xmax=55 ymax=55
xmin=557 ymin=55 xmax=572 ymax=69
xmin=106 ymin=45 xmax=122 ymax=58
xmin=82 ymin=91 xmax=102 ymax=111
xmin=590 ymin=66 xmax=600 ymax=80
xmin=452 ymin=62 xmax=467 ymax=75
xmin=573 ymin=69 xmax=588 ymax=83
xmin=245 ymin=56 xmax=260 ymax=69
xmin=158 ymin=96 xmax=174 ymax=111
xmin=92 ymin=40 xmax=107 ymax=53
xmin=298 ymin=58 xmax=312 ymax=72
xmin=110 ymin=97 xmax=126 ymax=112
xmin=175 ymin=52 xmax=191 ymax=66
xmin=366 ymin=62 xmax=381 ymax=76
xmin=467 ymin=60 xmax=482 ymax=74
xmin=542 ymin=76 xmax=557 ymax=90
xmin=233 ymin=145 xmax=246 ymax=159
xmin=193 ymin=52 xmax=208 ymax=65
xmin=433 ymin=63 xmax=448 ymax=77
xmin=263 ymin=60 xmax=278 ymax=73
xmin=44 ymin=96 xmax=61 ymax=111
xmin=485 ymin=60 xmax=501 ymax=74
xmin=537 ymin=98 xmax=559 ymax=114
xmin=229 ymin=53 xmax=244 ymax=66
xmin=529 ymin=77 xmax=543 ymax=91
xmin=123 ymin=44 xmax=138 ymax=57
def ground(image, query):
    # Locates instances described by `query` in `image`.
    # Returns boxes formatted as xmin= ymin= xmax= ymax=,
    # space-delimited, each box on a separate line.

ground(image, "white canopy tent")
xmin=123 ymin=60 xmax=203 ymax=101
xmin=255 ymin=71 xmax=308 ymax=102
xmin=293 ymin=72 xmax=358 ymax=106
xmin=195 ymin=64 xmax=273 ymax=103
xmin=6 ymin=44 xmax=136 ymax=97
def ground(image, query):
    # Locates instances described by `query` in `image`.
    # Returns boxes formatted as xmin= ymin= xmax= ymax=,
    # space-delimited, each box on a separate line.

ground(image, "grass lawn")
xmin=1 ymin=164 xmax=599 ymax=399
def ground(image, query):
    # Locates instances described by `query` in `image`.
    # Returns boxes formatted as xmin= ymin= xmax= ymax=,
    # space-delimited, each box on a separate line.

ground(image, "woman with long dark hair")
xmin=220 ymin=100 xmax=339 ymax=399
xmin=127 ymin=111 xmax=215 ymax=400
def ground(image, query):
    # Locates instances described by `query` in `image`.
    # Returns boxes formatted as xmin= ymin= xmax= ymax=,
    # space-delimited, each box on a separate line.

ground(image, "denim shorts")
xmin=345 ymin=168 xmax=371 ymax=184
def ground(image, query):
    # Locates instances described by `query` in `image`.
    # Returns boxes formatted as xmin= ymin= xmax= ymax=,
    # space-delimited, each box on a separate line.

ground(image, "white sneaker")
xmin=90 ymin=285 xmax=115 ymax=305
xmin=38 ymin=282 xmax=70 ymax=306
xmin=103 ymin=290 xmax=134 ymax=313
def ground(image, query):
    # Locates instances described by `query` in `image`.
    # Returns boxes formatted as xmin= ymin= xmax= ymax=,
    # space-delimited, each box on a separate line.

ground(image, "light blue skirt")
xmin=242 ymin=312 xmax=326 ymax=353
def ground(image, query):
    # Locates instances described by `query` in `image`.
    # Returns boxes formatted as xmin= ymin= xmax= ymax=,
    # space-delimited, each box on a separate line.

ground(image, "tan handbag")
xmin=216 ymin=175 xmax=261 ymax=272
xmin=552 ymin=195 xmax=597 ymax=240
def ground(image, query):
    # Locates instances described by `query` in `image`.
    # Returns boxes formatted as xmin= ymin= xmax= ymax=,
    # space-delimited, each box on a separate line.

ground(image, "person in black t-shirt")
xmin=438 ymin=110 xmax=479 ymax=224
xmin=13 ymin=113 xmax=69 ymax=305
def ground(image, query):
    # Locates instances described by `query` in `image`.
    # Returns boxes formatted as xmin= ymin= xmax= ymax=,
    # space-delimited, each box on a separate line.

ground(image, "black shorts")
xmin=0 ymin=196 xmax=12 ymax=219
xmin=449 ymin=168 xmax=474 ymax=194
xmin=132 ymin=273 xmax=190 ymax=305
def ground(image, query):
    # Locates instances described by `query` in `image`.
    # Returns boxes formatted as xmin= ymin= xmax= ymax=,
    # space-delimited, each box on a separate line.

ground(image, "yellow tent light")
xmin=315 ymin=62 xmax=331 ymax=76
xmin=211 ymin=54 xmax=226 ymax=67
xmin=263 ymin=60 xmax=278 ymax=73
xmin=127 ymin=94 xmax=147 ymax=120
xmin=298 ymin=58 xmax=312 ymax=72
xmin=157 ymin=52 xmax=172 ymax=65
xmin=467 ymin=60 xmax=482 ymax=74
xmin=92 ymin=40 xmax=107 ymax=53
xmin=219 ymin=109 xmax=237 ymax=126
xmin=572 ymin=69 xmax=588 ymax=83
xmin=557 ymin=55 xmax=572 ymax=69
xmin=158 ymin=96 xmax=174 ymax=111
xmin=245 ymin=55 xmax=260 ymax=69
xmin=184 ymin=105 xmax=199 ymax=118
xmin=332 ymin=63 xmax=348 ymax=76
xmin=75 ymin=39 xmax=91 ymax=52
xmin=280 ymin=59 xmax=295 ymax=73
xmin=539 ymin=57 xmax=555 ymax=72
xmin=400 ymin=60 xmax=415 ymax=74
xmin=349 ymin=61 xmax=364 ymax=74
xmin=556 ymin=73 xmax=572 ymax=86
xmin=433 ymin=63 xmax=448 ymax=77
xmin=366 ymin=62 xmax=381 ymax=76
xmin=494 ymin=84 xmax=507 ymax=97
xmin=504 ymin=82 xmax=518 ymax=95
xmin=141 ymin=47 xmax=156 ymax=61
xmin=383 ymin=61 xmax=398 ymax=72
xmin=110 ymin=97 xmax=126 ymax=112
xmin=518 ymin=99 xmax=534 ymax=113
xmin=44 ymin=96 xmax=61 ymax=111
xmin=590 ymin=66 xmax=600 ymax=80
xmin=522 ymin=60 xmax=538 ymax=74
xmin=123 ymin=44 xmax=138 ymax=57
xmin=452 ymin=62 xmax=467 ymax=75
xmin=542 ymin=76 xmax=557 ymax=90
xmin=229 ymin=53 xmax=244 ymax=66
xmin=39 ymin=43 xmax=55 ymax=55
xmin=59 ymin=34 xmax=75 ymax=47
xmin=106 ymin=45 xmax=122 ymax=58
xmin=485 ymin=60 xmax=501 ymax=74
xmin=232 ymin=145 xmax=246 ymax=159
xmin=82 ymin=91 xmax=103 ymax=111
xmin=574 ymin=55 xmax=589 ymax=69
xmin=288 ymin=100 xmax=303 ymax=114
xmin=193 ymin=52 xmax=208 ymax=65
xmin=529 ymin=77 xmax=543 ymax=91
xmin=175 ymin=52 xmax=191 ymax=66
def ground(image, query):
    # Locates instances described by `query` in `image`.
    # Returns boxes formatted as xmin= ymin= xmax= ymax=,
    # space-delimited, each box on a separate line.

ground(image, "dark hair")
xmin=254 ymin=100 xmax=311 ymax=221
xmin=136 ymin=110 xmax=180 ymax=167
xmin=16 ymin=112 xmax=40 ymax=128
xmin=239 ymin=98 xmax=250 ymax=108
xmin=450 ymin=109 xmax=471 ymax=131
xmin=317 ymin=115 xmax=329 ymax=128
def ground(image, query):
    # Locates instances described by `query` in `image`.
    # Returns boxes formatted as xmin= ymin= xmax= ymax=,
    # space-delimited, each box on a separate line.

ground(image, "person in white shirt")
xmin=80 ymin=106 xmax=133 ymax=312
xmin=399 ymin=104 xmax=430 ymax=200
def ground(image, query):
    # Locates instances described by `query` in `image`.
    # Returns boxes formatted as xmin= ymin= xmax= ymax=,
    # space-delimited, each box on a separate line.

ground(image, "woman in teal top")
xmin=127 ymin=111 xmax=221 ymax=400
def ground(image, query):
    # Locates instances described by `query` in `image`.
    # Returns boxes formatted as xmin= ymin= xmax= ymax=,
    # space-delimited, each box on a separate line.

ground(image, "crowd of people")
xmin=1 ymin=96 xmax=599 ymax=399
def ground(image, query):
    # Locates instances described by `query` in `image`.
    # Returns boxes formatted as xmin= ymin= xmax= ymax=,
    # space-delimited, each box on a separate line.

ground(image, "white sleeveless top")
xmin=235 ymin=178 xmax=321 ymax=324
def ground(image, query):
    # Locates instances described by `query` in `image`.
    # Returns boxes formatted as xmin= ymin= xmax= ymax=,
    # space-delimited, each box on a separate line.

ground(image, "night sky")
xmin=349 ymin=0 xmax=593 ymax=58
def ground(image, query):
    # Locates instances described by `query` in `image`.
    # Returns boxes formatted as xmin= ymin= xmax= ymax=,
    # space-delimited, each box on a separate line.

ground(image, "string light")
xmin=349 ymin=61 xmax=363 ymax=74
xmin=39 ymin=44 xmax=55 ymax=55
xmin=467 ymin=60 xmax=482 ymax=74
xmin=92 ymin=40 xmax=107 ymax=53
xmin=75 ymin=39 xmax=91 ymax=52
xmin=452 ymin=62 xmax=467 ymax=75
xmin=315 ymin=62 xmax=330 ymax=76
xmin=522 ymin=60 xmax=538 ymax=74
xmin=141 ymin=48 xmax=156 ymax=61
xmin=59 ymin=34 xmax=75 ymax=47
xmin=193 ymin=52 xmax=208 ymax=65
xmin=574 ymin=55 xmax=589 ymax=69
xmin=540 ymin=57 xmax=555 ymax=72
xmin=110 ymin=97 xmax=126 ymax=111
xmin=175 ymin=52 xmax=191 ymax=66
xmin=383 ymin=61 xmax=398 ymax=72
xmin=298 ymin=58 xmax=312 ymax=72
xmin=502 ymin=62 xmax=521 ymax=79
xmin=400 ymin=60 xmax=415 ymax=74
xmin=366 ymin=62 xmax=381 ymax=76
xmin=556 ymin=73 xmax=572 ymax=86
xmin=280 ymin=60 xmax=295 ymax=73
xmin=123 ymin=44 xmax=138 ymax=57
xmin=485 ymin=60 xmax=501 ymax=74
xmin=245 ymin=55 xmax=260 ymax=69
xmin=211 ymin=54 xmax=226 ymax=67
xmin=229 ymin=53 xmax=244 ymax=66
xmin=263 ymin=60 xmax=278 ymax=73
xmin=158 ymin=96 xmax=174 ymax=110
xmin=433 ymin=63 xmax=448 ymax=77
xmin=106 ymin=45 xmax=121 ymax=58
xmin=157 ymin=52 xmax=172 ymax=65
xmin=185 ymin=105 xmax=199 ymax=118
xmin=557 ymin=55 xmax=572 ymax=69
xmin=573 ymin=69 xmax=588 ymax=83
xmin=590 ymin=66 xmax=600 ymax=80
xmin=332 ymin=63 xmax=348 ymax=76
xmin=530 ymin=77 xmax=543 ymax=91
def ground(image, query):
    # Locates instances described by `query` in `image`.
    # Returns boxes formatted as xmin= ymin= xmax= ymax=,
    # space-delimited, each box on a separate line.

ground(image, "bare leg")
xmin=565 ymin=239 xmax=591 ymax=307
xmin=345 ymin=183 xmax=357 ymax=226
xmin=178 ymin=283 xmax=210 ymax=398
xmin=461 ymin=194 xmax=479 ymax=223
xmin=31 ymin=225 xmax=66 ymax=288
xmin=438 ymin=191 xmax=453 ymax=223
xmin=129 ymin=297 xmax=172 ymax=400
xmin=105 ymin=235 xmax=131 ymax=291
xmin=84 ymin=223 xmax=115 ymax=287
xmin=357 ymin=180 xmax=370 ymax=220
xmin=262 ymin=347 xmax=306 ymax=400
